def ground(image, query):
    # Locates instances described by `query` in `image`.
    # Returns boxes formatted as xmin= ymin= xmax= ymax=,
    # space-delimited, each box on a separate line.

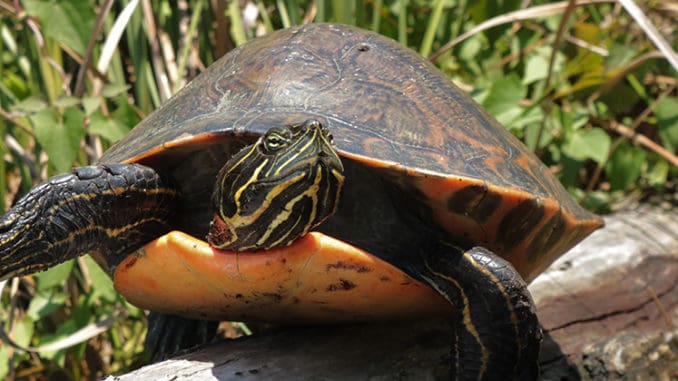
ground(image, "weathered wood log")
xmin=535 ymin=203 xmax=678 ymax=380
xmin=110 ymin=204 xmax=678 ymax=380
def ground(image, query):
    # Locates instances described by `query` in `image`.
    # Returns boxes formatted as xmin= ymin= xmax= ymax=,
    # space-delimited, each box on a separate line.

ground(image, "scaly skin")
xmin=0 ymin=164 xmax=176 ymax=280
xmin=418 ymin=244 xmax=541 ymax=380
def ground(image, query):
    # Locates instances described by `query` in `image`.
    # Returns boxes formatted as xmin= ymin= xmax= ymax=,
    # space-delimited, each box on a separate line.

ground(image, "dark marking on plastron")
xmin=497 ymin=198 xmax=545 ymax=251
xmin=260 ymin=293 xmax=283 ymax=303
xmin=527 ymin=208 xmax=567 ymax=263
xmin=326 ymin=279 xmax=357 ymax=291
xmin=123 ymin=257 xmax=137 ymax=269
xmin=326 ymin=261 xmax=371 ymax=273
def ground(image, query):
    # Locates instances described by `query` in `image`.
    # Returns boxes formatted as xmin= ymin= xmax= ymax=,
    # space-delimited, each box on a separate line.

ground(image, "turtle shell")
xmin=101 ymin=23 xmax=601 ymax=281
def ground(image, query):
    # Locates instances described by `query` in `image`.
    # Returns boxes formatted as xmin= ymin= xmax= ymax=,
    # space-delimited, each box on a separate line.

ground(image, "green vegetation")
xmin=0 ymin=0 xmax=676 ymax=378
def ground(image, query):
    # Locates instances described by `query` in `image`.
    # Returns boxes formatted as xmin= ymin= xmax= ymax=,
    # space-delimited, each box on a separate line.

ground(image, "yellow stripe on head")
xmin=208 ymin=119 xmax=344 ymax=252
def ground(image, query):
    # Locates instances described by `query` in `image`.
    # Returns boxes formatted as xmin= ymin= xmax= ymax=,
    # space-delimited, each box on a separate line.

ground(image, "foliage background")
xmin=0 ymin=0 xmax=676 ymax=379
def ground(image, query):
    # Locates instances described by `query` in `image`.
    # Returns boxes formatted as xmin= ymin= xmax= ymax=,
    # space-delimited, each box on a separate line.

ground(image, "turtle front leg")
xmin=0 ymin=164 xmax=177 ymax=280
xmin=417 ymin=244 xmax=542 ymax=381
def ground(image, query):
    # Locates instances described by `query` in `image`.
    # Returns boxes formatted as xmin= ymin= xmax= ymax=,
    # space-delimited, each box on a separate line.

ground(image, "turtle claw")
xmin=145 ymin=313 xmax=218 ymax=362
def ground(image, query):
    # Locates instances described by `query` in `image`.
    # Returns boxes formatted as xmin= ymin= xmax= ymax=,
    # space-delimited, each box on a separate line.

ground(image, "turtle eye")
xmin=263 ymin=132 xmax=289 ymax=153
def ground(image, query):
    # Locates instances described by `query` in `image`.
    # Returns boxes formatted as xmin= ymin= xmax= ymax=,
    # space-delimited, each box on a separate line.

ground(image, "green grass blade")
xmin=420 ymin=0 xmax=445 ymax=58
xmin=398 ymin=0 xmax=408 ymax=46
xmin=316 ymin=0 xmax=326 ymax=22
xmin=284 ymin=0 xmax=300 ymax=25
xmin=228 ymin=0 xmax=247 ymax=45
xmin=256 ymin=0 xmax=274 ymax=32
xmin=177 ymin=0 xmax=204 ymax=77
xmin=276 ymin=0 xmax=291 ymax=28
xmin=371 ymin=0 xmax=382 ymax=32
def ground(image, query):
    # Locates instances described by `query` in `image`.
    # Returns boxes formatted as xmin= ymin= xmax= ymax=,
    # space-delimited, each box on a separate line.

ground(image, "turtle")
xmin=0 ymin=23 xmax=602 ymax=379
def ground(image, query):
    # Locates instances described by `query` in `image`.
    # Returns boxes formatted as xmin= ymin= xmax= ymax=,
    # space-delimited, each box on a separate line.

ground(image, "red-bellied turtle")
xmin=0 ymin=23 xmax=602 ymax=379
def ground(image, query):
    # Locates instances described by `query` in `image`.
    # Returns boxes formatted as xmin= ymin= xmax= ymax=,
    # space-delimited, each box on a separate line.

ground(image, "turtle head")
xmin=208 ymin=119 xmax=344 ymax=251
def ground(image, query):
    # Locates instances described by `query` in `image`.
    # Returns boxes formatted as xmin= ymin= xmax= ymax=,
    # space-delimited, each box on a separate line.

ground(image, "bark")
xmin=110 ymin=204 xmax=678 ymax=381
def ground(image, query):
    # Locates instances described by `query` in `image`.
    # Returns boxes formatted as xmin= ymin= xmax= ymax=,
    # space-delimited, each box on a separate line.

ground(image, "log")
xmin=534 ymin=204 xmax=678 ymax=380
xmin=110 ymin=204 xmax=678 ymax=380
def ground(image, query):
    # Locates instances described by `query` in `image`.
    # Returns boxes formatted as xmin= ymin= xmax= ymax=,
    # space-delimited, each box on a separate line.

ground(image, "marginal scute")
xmin=446 ymin=184 xmax=503 ymax=223
xmin=527 ymin=208 xmax=567 ymax=264
xmin=447 ymin=184 xmax=485 ymax=214
xmin=497 ymin=198 xmax=545 ymax=252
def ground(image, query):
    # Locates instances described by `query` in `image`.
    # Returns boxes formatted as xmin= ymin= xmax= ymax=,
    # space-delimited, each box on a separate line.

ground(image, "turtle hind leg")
xmin=0 ymin=164 xmax=176 ymax=280
xmin=145 ymin=313 xmax=219 ymax=361
xmin=418 ymin=244 xmax=542 ymax=381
